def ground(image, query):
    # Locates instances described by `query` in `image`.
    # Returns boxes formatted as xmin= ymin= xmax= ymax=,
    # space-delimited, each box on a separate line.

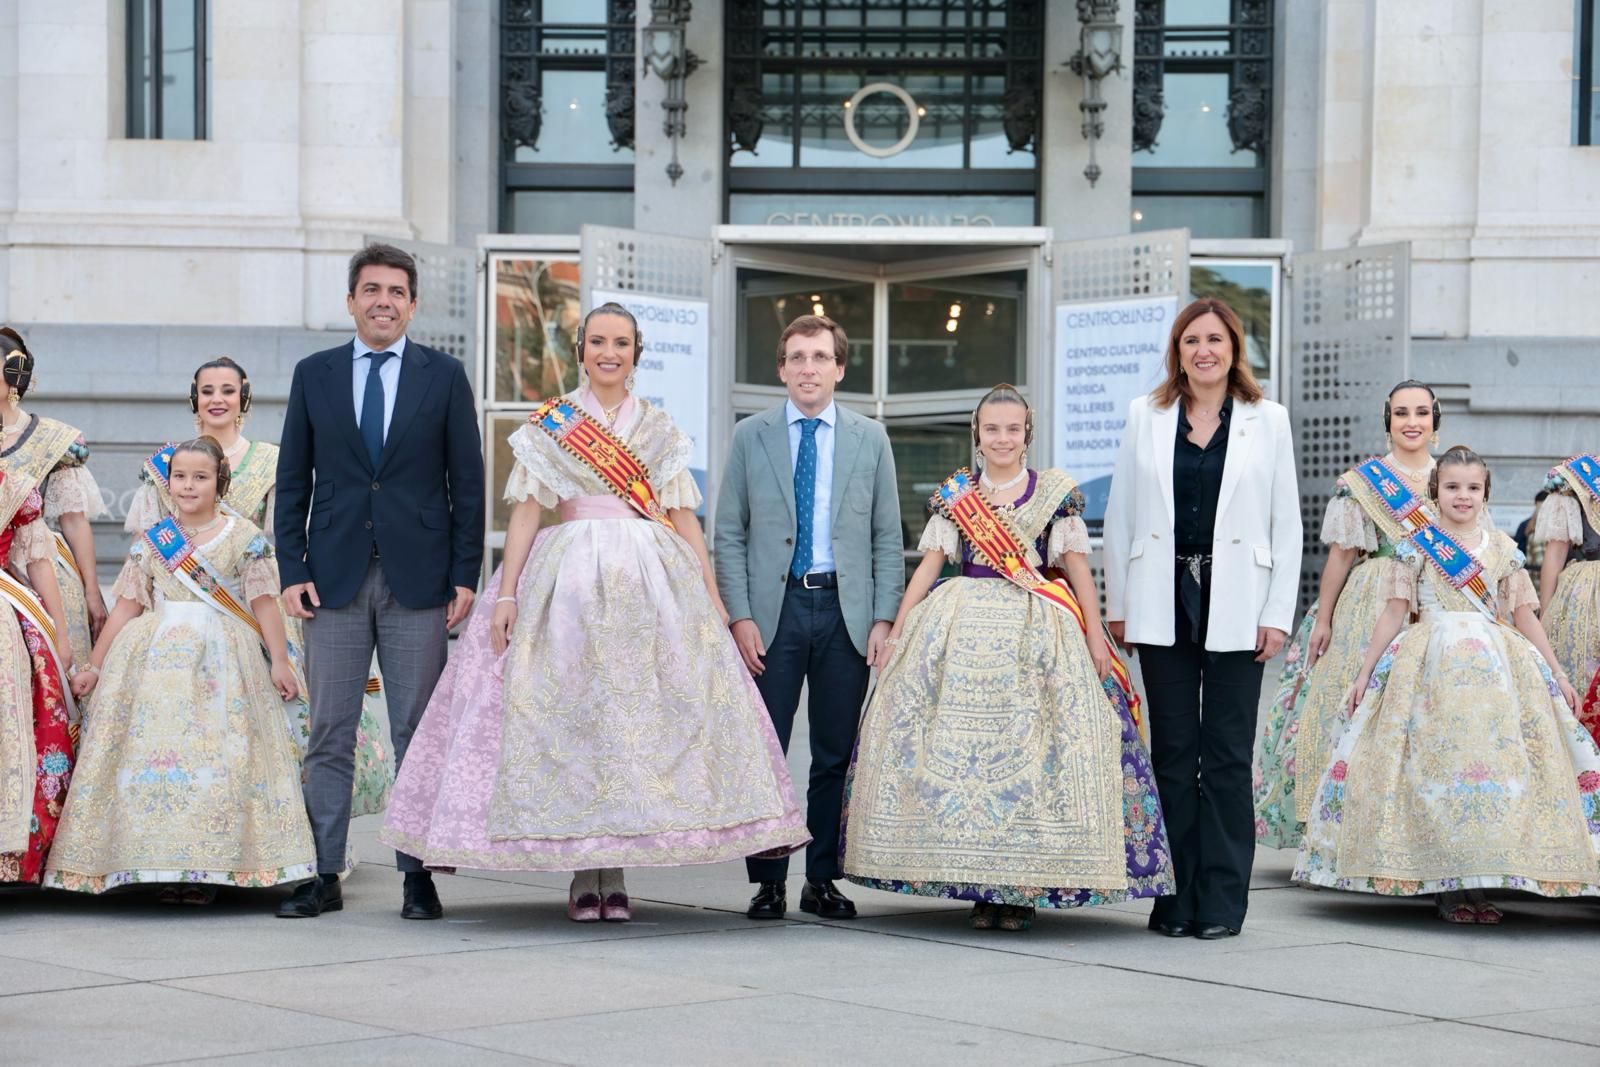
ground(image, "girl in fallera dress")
xmin=0 ymin=339 xmax=77 ymax=886
xmin=381 ymin=303 xmax=807 ymax=922
xmin=840 ymin=385 xmax=1173 ymax=932
xmin=124 ymin=357 xmax=392 ymax=819
xmin=1294 ymin=446 xmax=1600 ymax=924
xmin=45 ymin=438 xmax=316 ymax=903
xmin=1253 ymin=381 xmax=1442 ymax=848
xmin=1532 ymin=451 xmax=1600 ymax=739
xmin=0 ymin=326 xmax=108 ymax=675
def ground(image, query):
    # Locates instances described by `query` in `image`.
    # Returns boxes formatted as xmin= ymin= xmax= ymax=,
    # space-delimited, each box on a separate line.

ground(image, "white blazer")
xmin=1103 ymin=394 xmax=1303 ymax=652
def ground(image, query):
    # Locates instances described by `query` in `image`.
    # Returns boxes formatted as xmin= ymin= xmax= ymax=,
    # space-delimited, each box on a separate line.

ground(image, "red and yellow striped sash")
xmin=933 ymin=468 xmax=1142 ymax=724
xmin=530 ymin=397 xmax=675 ymax=530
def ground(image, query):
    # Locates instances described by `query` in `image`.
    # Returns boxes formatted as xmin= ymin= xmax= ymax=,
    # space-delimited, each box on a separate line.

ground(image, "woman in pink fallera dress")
xmin=382 ymin=304 xmax=807 ymax=922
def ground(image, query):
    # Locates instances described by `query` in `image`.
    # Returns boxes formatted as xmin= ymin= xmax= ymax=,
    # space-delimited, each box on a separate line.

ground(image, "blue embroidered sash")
xmin=1409 ymin=522 xmax=1495 ymax=618
xmin=1345 ymin=456 xmax=1435 ymax=542
xmin=1555 ymin=453 xmax=1600 ymax=533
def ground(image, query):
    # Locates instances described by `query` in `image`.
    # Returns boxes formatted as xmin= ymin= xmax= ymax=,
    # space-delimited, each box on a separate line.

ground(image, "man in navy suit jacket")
xmin=274 ymin=243 xmax=484 ymax=920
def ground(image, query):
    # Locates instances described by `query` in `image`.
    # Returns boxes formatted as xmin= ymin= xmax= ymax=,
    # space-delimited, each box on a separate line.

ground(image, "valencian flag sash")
xmin=1349 ymin=456 xmax=1436 ymax=538
xmin=1408 ymin=522 xmax=1496 ymax=619
xmin=530 ymin=396 xmax=676 ymax=531
xmin=144 ymin=517 xmax=273 ymax=640
xmin=934 ymin=467 xmax=1142 ymax=725
xmin=1553 ymin=453 xmax=1600 ymax=532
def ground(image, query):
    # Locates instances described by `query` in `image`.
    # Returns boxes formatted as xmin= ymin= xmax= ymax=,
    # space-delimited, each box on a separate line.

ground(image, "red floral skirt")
xmin=0 ymin=613 xmax=75 ymax=885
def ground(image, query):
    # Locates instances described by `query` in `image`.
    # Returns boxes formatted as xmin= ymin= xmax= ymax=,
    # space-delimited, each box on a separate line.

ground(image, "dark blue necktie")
xmin=790 ymin=418 xmax=821 ymax=580
xmin=360 ymin=350 xmax=394 ymax=468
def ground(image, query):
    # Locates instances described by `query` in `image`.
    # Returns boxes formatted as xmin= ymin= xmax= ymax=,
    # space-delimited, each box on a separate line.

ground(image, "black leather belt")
xmin=788 ymin=571 xmax=838 ymax=589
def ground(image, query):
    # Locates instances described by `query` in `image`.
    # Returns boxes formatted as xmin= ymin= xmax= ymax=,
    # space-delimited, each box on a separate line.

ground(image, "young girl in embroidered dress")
xmin=381 ymin=304 xmax=806 ymax=923
xmin=45 ymin=437 xmax=316 ymax=903
xmin=840 ymin=385 xmax=1173 ymax=932
xmin=1294 ymin=446 xmax=1600 ymax=924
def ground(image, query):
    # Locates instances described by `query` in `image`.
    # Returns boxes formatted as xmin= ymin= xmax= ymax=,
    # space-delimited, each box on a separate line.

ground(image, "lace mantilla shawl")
xmin=502 ymin=395 xmax=701 ymax=512
xmin=917 ymin=468 xmax=1090 ymax=568
xmin=112 ymin=518 xmax=280 ymax=611
xmin=1382 ymin=529 xmax=1539 ymax=618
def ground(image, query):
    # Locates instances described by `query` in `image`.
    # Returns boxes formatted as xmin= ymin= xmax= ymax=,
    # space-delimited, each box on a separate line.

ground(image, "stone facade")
xmin=0 ymin=0 xmax=1594 ymax=572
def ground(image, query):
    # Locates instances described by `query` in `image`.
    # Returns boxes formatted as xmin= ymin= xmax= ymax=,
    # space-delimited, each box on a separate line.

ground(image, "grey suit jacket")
xmin=714 ymin=403 xmax=905 ymax=657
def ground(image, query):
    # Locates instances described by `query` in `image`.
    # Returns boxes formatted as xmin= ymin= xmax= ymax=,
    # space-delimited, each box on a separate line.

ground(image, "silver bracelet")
xmin=495 ymin=595 xmax=517 ymax=605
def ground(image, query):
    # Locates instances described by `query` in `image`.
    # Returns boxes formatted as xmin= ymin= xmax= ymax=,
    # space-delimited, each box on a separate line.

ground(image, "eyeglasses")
xmin=782 ymin=353 xmax=839 ymax=367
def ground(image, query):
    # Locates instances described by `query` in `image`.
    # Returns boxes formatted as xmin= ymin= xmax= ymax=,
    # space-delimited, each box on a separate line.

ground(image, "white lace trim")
xmin=1048 ymin=515 xmax=1091 ymax=565
xmin=1320 ymin=494 xmax=1378 ymax=552
xmin=44 ymin=465 xmax=107 ymax=523
xmin=1533 ymin=492 xmax=1584 ymax=545
xmin=918 ymin=513 xmax=960 ymax=558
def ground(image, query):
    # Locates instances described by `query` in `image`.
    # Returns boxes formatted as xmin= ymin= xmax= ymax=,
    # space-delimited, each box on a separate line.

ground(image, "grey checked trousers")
xmin=302 ymin=558 xmax=448 ymax=874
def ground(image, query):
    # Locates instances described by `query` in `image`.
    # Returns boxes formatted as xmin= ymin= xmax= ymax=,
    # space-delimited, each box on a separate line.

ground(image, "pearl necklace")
xmin=1385 ymin=452 xmax=1432 ymax=483
xmin=980 ymin=468 xmax=1027 ymax=493
xmin=181 ymin=514 xmax=225 ymax=539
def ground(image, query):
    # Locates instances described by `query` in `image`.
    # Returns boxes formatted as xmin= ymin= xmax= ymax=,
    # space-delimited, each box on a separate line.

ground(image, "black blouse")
xmin=1174 ymin=396 xmax=1232 ymax=555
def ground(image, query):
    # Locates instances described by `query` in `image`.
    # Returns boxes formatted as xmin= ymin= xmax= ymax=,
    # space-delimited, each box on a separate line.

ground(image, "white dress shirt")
xmin=786 ymin=398 xmax=837 ymax=574
xmin=352 ymin=334 xmax=406 ymax=439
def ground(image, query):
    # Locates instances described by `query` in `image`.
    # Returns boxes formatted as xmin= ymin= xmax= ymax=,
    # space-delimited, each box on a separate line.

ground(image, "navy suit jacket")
xmin=275 ymin=340 xmax=485 ymax=611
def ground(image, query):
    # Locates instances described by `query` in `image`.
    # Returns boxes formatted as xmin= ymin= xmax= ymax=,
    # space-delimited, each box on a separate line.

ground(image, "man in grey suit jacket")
xmin=715 ymin=314 xmax=904 ymax=920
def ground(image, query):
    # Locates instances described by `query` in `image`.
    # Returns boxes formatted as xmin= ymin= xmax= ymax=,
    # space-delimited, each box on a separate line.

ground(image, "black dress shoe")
xmin=1193 ymin=923 xmax=1239 ymax=940
xmin=402 ymin=872 xmax=443 ymax=920
xmin=276 ymin=875 xmax=342 ymax=918
xmin=799 ymin=879 xmax=857 ymax=919
xmin=746 ymin=881 xmax=787 ymax=920
xmin=1150 ymin=920 xmax=1194 ymax=937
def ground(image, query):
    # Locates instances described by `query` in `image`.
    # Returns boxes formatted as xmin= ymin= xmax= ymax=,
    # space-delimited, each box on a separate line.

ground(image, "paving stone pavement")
xmin=8 ymin=672 xmax=1600 ymax=1065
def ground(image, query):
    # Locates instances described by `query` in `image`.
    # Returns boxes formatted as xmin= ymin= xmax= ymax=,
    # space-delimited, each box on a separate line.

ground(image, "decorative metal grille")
xmin=365 ymin=237 xmax=479 ymax=368
xmin=580 ymin=225 xmax=712 ymax=305
xmin=1131 ymin=0 xmax=1271 ymax=157
xmin=724 ymin=0 xmax=1043 ymax=165
xmin=501 ymin=0 xmax=636 ymax=156
xmin=1054 ymin=228 xmax=1189 ymax=305
xmin=1287 ymin=243 xmax=1410 ymax=613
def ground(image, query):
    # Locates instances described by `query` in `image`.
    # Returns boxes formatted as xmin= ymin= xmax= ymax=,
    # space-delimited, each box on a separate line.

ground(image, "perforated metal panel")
xmin=580 ymin=225 xmax=713 ymax=305
xmin=362 ymin=236 xmax=478 ymax=363
xmin=1287 ymin=243 xmax=1410 ymax=613
xmin=1053 ymin=228 xmax=1189 ymax=304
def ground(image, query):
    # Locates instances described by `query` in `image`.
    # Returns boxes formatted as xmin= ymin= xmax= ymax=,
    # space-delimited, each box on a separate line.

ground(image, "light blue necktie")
xmin=790 ymin=418 xmax=821 ymax=580
xmin=360 ymin=350 xmax=394 ymax=468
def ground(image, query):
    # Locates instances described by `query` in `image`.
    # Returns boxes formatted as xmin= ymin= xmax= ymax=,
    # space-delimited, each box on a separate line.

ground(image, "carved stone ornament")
xmin=1227 ymin=83 xmax=1268 ymax=156
xmin=605 ymin=82 xmax=635 ymax=151
xmin=728 ymin=79 xmax=764 ymax=155
xmin=1132 ymin=68 xmax=1164 ymax=153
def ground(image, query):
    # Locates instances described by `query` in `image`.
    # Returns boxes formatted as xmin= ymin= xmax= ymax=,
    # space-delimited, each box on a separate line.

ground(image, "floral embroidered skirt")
xmin=42 ymin=602 xmax=315 ymax=892
xmin=1545 ymin=560 xmax=1600 ymax=745
xmin=1253 ymin=557 xmax=1400 ymax=850
xmin=1295 ymin=610 xmax=1600 ymax=897
xmin=841 ymin=577 xmax=1173 ymax=908
xmin=0 ymin=610 xmax=74 ymax=885
xmin=381 ymin=519 xmax=808 ymax=871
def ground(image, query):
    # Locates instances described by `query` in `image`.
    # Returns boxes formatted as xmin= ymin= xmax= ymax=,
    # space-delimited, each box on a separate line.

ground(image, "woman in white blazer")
xmin=1102 ymin=297 xmax=1302 ymax=940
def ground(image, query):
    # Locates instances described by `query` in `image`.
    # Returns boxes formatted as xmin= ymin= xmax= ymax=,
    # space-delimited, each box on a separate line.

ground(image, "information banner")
xmin=1052 ymin=296 xmax=1177 ymax=523
xmin=591 ymin=289 xmax=711 ymax=507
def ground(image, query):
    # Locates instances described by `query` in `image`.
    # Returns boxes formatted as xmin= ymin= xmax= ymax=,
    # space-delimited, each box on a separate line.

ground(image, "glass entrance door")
xmin=730 ymin=245 xmax=1035 ymax=569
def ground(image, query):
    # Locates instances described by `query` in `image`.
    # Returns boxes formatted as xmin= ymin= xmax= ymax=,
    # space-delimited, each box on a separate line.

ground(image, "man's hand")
xmin=446 ymin=586 xmax=475 ymax=630
xmin=730 ymin=618 xmax=766 ymax=676
xmin=282 ymin=582 xmax=320 ymax=620
xmin=866 ymin=620 xmax=894 ymax=668
xmin=1107 ymin=620 xmax=1134 ymax=655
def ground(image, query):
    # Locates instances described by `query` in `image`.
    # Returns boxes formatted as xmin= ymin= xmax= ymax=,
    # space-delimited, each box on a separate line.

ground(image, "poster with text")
xmin=591 ymin=288 xmax=710 ymax=509
xmin=1052 ymin=295 xmax=1177 ymax=524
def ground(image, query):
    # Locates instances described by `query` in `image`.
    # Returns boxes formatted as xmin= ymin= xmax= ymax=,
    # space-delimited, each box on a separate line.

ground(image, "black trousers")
xmin=1138 ymin=596 xmax=1265 ymax=930
xmin=746 ymin=584 xmax=871 ymax=884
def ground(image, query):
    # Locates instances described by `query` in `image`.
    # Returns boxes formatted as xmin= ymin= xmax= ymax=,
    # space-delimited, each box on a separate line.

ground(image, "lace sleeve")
xmin=503 ymin=424 xmax=584 ymax=507
xmin=918 ymin=513 xmax=960 ymax=558
xmin=110 ymin=552 xmax=154 ymax=610
xmin=1500 ymin=566 xmax=1540 ymax=617
xmin=239 ymin=534 xmax=281 ymax=603
xmin=44 ymin=465 xmax=108 ymax=523
xmin=1320 ymin=485 xmax=1378 ymax=552
xmin=1533 ymin=492 xmax=1583 ymax=545
xmin=1379 ymin=551 xmax=1420 ymax=612
xmin=6 ymin=517 xmax=55 ymax=570
xmin=123 ymin=481 xmax=163 ymax=534
xmin=656 ymin=468 xmax=703 ymax=511
xmin=1047 ymin=515 xmax=1091 ymax=564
